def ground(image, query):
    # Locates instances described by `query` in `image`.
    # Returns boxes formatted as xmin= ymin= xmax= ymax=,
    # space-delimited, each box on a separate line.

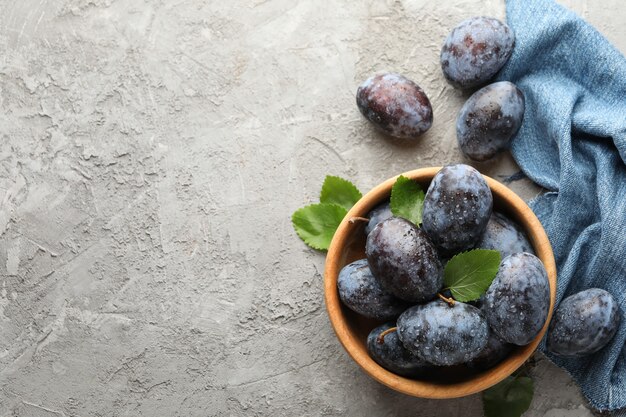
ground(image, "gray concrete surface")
xmin=0 ymin=1 xmax=623 ymax=416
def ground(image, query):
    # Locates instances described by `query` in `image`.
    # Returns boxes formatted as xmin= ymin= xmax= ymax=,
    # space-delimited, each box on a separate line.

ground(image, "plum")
xmin=422 ymin=164 xmax=493 ymax=256
xmin=337 ymin=259 xmax=410 ymax=321
xmin=477 ymin=212 xmax=534 ymax=258
xmin=457 ymin=81 xmax=525 ymax=161
xmin=367 ymin=322 xmax=433 ymax=377
xmin=366 ymin=217 xmax=443 ymax=302
xmin=356 ymin=73 xmax=433 ymax=139
xmin=547 ymin=288 xmax=620 ymax=357
xmin=440 ymin=17 xmax=515 ymax=89
xmin=365 ymin=202 xmax=393 ymax=235
xmin=397 ymin=300 xmax=488 ymax=366
xmin=484 ymin=253 xmax=550 ymax=345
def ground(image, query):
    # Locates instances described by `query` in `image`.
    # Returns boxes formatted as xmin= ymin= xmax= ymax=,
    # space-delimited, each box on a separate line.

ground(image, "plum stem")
xmin=437 ymin=292 xmax=456 ymax=306
xmin=377 ymin=327 xmax=397 ymax=344
xmin=349 ymin=216 xmax=369 ymax=224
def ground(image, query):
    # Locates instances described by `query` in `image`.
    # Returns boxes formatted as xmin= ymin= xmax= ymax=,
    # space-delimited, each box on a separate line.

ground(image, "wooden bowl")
xmin=324 ymin=167 xmax=556 ymax=399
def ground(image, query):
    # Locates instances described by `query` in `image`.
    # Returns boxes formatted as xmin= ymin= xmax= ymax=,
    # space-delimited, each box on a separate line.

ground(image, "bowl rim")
xmin=324 ymin=166 xmax=557 ymax=399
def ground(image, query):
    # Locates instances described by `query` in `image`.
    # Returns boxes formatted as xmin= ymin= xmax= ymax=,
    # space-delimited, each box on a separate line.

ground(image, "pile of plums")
xmin=338 ymin=164 xmax=620 ymax=377
xmin=356 ymin=16 xmax=523 ymax=161
xmin=339 ymin=164 xmax=551 ymax=375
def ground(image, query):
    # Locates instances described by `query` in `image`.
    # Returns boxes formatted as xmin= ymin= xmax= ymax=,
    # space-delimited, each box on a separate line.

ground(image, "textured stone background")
xmin=0 ymin=1 xmax=624 ymax=416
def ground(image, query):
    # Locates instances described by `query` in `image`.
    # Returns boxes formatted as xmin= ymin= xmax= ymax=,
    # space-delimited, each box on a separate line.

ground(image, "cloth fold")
xmin=497 ymin=0 xmax=626 ymax=412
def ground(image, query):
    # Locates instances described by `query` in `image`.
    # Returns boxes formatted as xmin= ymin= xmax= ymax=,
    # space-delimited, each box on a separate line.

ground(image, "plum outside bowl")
xmin=324 ymin=167 xmax=557 ymax=399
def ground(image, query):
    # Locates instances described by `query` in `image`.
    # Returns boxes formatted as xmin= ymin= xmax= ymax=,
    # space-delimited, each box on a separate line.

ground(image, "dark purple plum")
xmin=337 ymin=259 xmax=409 ymax=321
xmin=477 ymin=212 xmax=534 ymax=258
xmin=367 ymin=322 xmax=433 ymax=377
xmin=457 ymin=81 xmax=525 ymax=161
xmin=365 ymin=202 xmax=393 ymax=235
xmin=397 ymin=300 xmax=488 ymax=366
xmin=466 ymin=330 xmax=513 ymax=370
xmin=421 ymin=164 xmax=493 ymax=256
xmin=356 ymin=73 xmax=433 ymax=139
xmin=366 ymin=217 xmax=443 ymax=302
xmin=440 ymin=17 xmax=515 ymax=89
xmin=547 ymin=288 xmax=620 ymax=357
xmin=484 ymin=253 xmax=550 ymax=346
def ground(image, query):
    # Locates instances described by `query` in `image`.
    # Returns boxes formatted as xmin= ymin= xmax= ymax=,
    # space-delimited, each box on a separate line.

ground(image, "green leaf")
xmin=389 ymin=175 xmax=425 ymax=225
xmin=443 ymin=249 xmax=501 ymax=302
xmin=319 ymin=176 xmax=362 ymax=211
xmin=292 ymin=203 xmax=348 ymax=251
xmin=483 ymin=376 xmax=534 ymax=417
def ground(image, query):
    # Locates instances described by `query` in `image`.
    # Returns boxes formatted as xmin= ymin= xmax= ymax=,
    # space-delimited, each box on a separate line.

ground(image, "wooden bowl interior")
xmin=324 ymin=167 xmax=557 ymax=399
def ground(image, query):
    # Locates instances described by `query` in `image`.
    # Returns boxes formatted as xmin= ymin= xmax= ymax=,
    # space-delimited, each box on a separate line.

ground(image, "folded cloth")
xmin=496 ymin=0 xmax=626 ymax=412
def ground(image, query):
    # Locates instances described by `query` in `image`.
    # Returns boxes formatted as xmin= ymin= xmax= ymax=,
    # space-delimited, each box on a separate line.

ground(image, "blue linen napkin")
xmin=496 ymin=0 xmax=626 ymax=412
